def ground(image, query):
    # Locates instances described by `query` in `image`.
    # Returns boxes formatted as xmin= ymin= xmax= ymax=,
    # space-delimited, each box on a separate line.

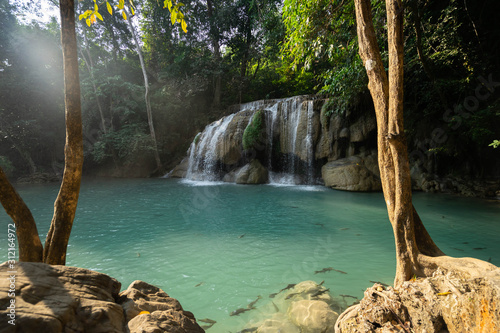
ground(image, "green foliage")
xmin=90 ymin=124 xmax=155 ymax=163
xmin=490 ymin=140 xmax=500 ymax=149
xmin=242 ymin=109 xmax=264 ymax=150
xmin=321 ymin=56 xmax=367 ymax=117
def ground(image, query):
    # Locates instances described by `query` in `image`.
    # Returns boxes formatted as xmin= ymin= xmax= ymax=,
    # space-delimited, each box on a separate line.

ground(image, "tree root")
xmin=335 ymin=258 xmax=500 ymax=333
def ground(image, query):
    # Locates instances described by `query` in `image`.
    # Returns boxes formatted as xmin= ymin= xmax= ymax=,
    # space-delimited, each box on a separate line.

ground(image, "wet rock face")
xmin=0 ymin=262 xmax=204 ymax=333
xmin=235 ymin=159 xmax=269 ymax=184
xmin=179 ymin=96 xmax=379 ymax=188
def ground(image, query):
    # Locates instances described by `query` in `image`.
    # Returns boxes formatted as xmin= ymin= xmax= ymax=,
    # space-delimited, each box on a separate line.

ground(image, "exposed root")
xmin=336 ymin=261 xmax=500 ymax=333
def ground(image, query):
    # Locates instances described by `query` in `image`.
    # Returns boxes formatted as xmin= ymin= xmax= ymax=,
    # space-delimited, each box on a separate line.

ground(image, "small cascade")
xmin=305 ymin=100 xmax=315 ymax=184
xmin=183 ymin=96 xmax=318 ymax=185
xmin=269 ymin=97 xmax=317 ymax=185
xmin=185 ymin=113 xmax=236 ymax=181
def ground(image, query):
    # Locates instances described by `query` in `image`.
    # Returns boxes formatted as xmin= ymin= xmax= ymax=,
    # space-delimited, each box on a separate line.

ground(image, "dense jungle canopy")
xmin=0 ymin=0 xmax=499 ymax=180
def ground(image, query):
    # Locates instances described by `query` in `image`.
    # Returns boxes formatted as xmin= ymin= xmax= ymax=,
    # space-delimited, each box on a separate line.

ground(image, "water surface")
xmin=1 ymin=178 xmax=498 ymax=331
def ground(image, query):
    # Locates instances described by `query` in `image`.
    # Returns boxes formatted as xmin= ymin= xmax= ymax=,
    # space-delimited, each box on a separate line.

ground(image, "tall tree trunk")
xmin=354 ymin=0 xmax=443 ymax=286
xmin=80 ymin=26 xmax=107 ymax=135
xmin=207 ymin=0 xmax=222 ymax=107
xmin=43 ymin=0 xmax=84 ymax=265
xmin=0 ymin=167 xmax=43 ymax=262
xmin=126 ymin=9 xmax=163 ymax=173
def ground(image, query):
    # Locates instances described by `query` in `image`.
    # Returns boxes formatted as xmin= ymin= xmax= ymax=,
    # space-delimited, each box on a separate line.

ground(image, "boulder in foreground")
xmin=0 ymin=262 xmax=204 ymax=333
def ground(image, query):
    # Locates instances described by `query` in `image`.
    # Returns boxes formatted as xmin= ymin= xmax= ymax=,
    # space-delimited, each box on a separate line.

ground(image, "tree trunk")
xmin=80 ymin=26 xmax=107 ymax=136
xmin=207 ymin=0 xmax=222 ymax=107
xmin=354 ymin=0 xmax=438 ymax=286
xmin=0 ymin=167 xmax=43 ymax=262
xmin=126 ymin=9 xmax=163 ymax=173
xmin=43 ymin=0 xmax=84 ymax=265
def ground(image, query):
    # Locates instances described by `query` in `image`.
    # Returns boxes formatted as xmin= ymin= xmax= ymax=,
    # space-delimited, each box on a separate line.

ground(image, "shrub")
xmin=242 ymin=110 xmax=265 ymax=150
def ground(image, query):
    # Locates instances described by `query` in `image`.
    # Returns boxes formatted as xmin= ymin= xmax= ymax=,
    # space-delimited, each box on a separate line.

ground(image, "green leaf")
xmin=106 ymin=2 xmax=113 ymax=15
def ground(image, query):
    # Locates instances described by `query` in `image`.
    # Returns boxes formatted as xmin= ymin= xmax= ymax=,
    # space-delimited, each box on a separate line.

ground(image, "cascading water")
xmin=184 ymin=96 xmax=318 ymax=185
xmin=305 ymin=100 xmax=315 ymax=184
xmin=185 ymin=113 xmax=236 ymax=181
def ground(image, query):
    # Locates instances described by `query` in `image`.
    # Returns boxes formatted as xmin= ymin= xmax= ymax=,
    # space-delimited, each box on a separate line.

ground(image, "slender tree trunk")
xmin=0 ymin=167 xmax=43 ymax=262
xmin=354 ymin=0 xmax=442 ymax=286
xmin=80 ymin=27 xmax=107 ymax=135
xmin=43 ymin=0 xmax=84 ymax=265
xmin=207 ymin=0 xmax=222 ymax=107
xmin=126 ymin=9 xmax=162 ymax=173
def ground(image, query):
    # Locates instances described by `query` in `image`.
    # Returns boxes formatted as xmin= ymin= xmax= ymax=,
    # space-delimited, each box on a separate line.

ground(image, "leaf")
xmin=122 ymin=10 xmax=127 ymax=20
xmin=86 ymin=18 xmax=91 ymax=26
xmin=106 ymin=2 xmax=113 ymax=15
xmin=437 ymin=292 xmax=451 ymax=296
xmin=181 ymin=19 xmax=187 ymax=33
xmin=90 ymin=14 xmax=96 ymax=24
xmin=79 ymin=10 xmax=93 ymax=21
xmin=117 ymin=0 xmax=125 ymax=10
xmin=94 ymin=0 xmax=98 ymax=12
xmin=95 ymin=11 xmax=103 ymax=21
xmin=130 ymin=6 xmax=135 ymax=16
xmin=170 ymin=10 xmax=177 ymax=25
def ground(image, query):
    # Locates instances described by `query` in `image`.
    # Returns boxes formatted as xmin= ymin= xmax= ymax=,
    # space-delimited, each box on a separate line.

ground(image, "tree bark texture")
xmin=43 ymin=0 xmax=84 ymax=265
xmin=354 ymin=0 xmax=444 ymax=286
xmin=0 ymin=167 xmax=43 ymax=262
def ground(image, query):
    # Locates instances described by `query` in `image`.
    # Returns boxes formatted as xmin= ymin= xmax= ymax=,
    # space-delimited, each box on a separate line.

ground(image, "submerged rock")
xmin=287 ymin=300 xmax=337 ymax=333
xmin=0 ymin=262 xmax=204 ymax=333
xmin=236 ymin=281 xmax=339 ymax=333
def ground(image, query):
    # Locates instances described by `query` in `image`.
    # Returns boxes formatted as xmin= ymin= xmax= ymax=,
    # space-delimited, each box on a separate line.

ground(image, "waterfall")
xmin=183 ymin=96 xmax=317 ymax=184
xmin=185 ymin=113 xmax=236 ymax=181
xmin=268 ymin=97 xmax=316 ymax=184
xmin=305 ymin=100 xmax=315 ymax=184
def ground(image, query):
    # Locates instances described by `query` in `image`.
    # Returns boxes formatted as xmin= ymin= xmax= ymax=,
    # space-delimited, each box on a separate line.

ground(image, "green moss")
xmin=242 ymin=110 xmax=265 ymax=150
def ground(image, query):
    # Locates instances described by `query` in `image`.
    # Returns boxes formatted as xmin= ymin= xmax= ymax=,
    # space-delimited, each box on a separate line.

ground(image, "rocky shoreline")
xmin=0 ymin=262 xmax=204 ymax=333
xmin=2 ymin=261 xmax=499 ymax=333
